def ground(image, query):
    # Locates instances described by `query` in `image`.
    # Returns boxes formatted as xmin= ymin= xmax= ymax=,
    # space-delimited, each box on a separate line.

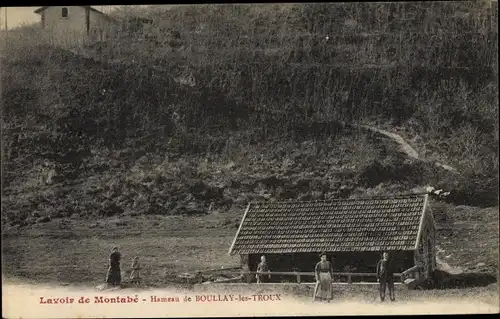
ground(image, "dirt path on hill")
xmin=64 ymin=45 xmax=457 ymax=174
xmin=357 ymin=124 xmax=458 ymax=173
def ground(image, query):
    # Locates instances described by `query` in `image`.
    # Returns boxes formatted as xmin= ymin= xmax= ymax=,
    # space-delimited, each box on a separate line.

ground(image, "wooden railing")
xmin=239 ymin=271 xmax=406 ymax=284
xmin=400 ymin=265 xmax=419 ymax=283
xmin=200 ymin=267 xmax=421 ymax=285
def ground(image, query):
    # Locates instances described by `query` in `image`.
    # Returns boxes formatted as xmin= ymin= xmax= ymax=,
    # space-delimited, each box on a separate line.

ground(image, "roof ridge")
xmin=249 ymin=192 xmax=428 ymax=205
xmin=34 ymin=6 xmax=109 ymax=16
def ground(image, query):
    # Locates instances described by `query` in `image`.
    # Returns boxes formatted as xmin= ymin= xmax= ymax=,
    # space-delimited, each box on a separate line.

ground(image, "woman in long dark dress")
xmin=106 ymin=247 xmax=122 ymax=287
xmin=313 ymin=252 xmax=334 ymax=302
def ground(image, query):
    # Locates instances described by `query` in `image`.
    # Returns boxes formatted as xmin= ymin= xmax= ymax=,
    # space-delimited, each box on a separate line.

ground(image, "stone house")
xmin=34 ymin=6 xmax=118 ymax=47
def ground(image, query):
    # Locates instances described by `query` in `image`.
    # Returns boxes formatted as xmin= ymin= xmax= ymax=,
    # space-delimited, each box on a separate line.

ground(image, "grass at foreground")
xmin=1 ymin=212 xmax=241 ymax=287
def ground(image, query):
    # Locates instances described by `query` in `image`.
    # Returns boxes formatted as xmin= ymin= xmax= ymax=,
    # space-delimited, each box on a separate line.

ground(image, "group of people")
xmin=105 ymin=247 xmax=141 ymax=288
xmin=255 ymin=252 xmax=396 ymax=303
xmin=105 ymin=246 xmax=396 ymax=302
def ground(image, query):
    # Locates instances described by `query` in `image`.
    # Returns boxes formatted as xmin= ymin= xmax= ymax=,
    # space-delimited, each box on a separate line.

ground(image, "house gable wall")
xmin=40 ymin=6 xmax=87 ymax=47
xmin=43 ymin=6 xmax=87 ymax=34
xmin=415 ymin=206 xmax=437 ymax=279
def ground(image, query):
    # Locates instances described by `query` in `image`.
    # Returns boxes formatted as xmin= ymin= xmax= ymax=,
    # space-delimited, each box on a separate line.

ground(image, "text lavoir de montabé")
xmin=39 ymin=294 xmax=282 ymax=304
xmin=39 ymin=296 xmax=142 ymax=304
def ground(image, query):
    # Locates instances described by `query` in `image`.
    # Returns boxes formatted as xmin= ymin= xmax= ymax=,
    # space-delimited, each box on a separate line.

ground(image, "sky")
xmin=0 ymin=6 xmax=125 ymax=30
xmin=1 ymin=1 xmax=497 ymax=30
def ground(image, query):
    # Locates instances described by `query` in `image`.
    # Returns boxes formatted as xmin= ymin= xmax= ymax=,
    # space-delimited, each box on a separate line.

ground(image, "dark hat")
xmin=319 ymin=252 xmax=327 ymax=257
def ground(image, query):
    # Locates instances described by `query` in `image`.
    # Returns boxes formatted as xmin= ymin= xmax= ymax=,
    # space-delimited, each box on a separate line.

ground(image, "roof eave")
xmin=232 ymin=248 xmax=417 ymax=254
xmin=34 ymin=6 xmax=48 ymax=14
xmin=34 ymin=6 xmax=91 ymax=14
xmin=228 ymin=202 xmax=252 ymax=255
xmin=414 ymin=194 xmax=430 ymax=250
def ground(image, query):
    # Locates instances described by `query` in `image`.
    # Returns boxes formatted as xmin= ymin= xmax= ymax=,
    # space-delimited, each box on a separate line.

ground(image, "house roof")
xmin=229 ymin=193 xmax=429 ymax=255
xmin=34 ymin=6 xmax=117 ymax=22
xmin=35 ymin=6 xmax=98 ymax=14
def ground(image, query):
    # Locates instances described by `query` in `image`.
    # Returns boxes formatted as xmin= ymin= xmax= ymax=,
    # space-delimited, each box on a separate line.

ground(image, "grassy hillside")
xmin=1 ymin=2 xmax=498 ymax=284
xmin=2 ymin=2 xmax=498 ymax=209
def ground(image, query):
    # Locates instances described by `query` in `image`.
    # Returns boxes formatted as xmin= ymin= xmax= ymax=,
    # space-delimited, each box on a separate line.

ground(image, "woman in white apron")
xmin=313 ymin=252 xmax=334 ymax=302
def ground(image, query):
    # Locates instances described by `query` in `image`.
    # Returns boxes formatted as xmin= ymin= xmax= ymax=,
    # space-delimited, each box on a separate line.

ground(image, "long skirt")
xmin=130 ymin=269 xmax=140 ymax=281
xmin=314 ymin=272 xmax=333 ymax=300
xmin=256 ymin=273 xmax=270 ymax=283
xmin=106 ymin=266 xmax=121 ymax=285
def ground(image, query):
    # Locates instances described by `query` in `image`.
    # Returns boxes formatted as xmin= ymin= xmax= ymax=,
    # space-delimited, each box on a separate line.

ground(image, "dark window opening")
xmin=62 ymin=7 xmax=68 ymax=18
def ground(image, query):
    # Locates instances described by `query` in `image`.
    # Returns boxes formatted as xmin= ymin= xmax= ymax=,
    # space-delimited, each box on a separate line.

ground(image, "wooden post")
xmin=4 ymin=7 xmax=7 ymax=31
xmin=296 ymin=272 xmax=301 ymax=284
xmin=431 ymin=227 xmax=437 ymax=272
xmin=347 ymin=274 xmax=352 ymax=284
xmin=240 ymin=254 xmax=252 ymax=284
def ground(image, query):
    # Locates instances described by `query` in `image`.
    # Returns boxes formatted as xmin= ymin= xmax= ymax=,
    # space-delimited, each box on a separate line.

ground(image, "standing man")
xmin=256 ymin=255 xmax=271 ymax=283
xmin=376 ymin=251 xmax=395 ymax=302
xmin=106 ymin=246 xmax=122 ymax=288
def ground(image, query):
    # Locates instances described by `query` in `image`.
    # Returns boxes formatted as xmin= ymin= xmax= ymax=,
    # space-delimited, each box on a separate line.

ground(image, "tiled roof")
xmin=229 ymin=194 xmax=429 ymax=254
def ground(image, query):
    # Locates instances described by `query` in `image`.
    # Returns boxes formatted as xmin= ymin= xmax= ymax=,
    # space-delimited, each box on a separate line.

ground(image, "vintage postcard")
xmin=1 ymin=2 xmax=499 ymax=318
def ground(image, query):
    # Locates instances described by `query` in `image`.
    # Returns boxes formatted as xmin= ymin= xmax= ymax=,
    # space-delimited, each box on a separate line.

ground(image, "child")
xmin=130 ymin=256 xmax=141 ymax=286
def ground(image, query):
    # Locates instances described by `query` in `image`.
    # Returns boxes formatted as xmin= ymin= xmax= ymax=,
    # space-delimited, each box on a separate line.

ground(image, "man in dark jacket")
xmin=376 ymin=252 xmax=395 ymax=302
